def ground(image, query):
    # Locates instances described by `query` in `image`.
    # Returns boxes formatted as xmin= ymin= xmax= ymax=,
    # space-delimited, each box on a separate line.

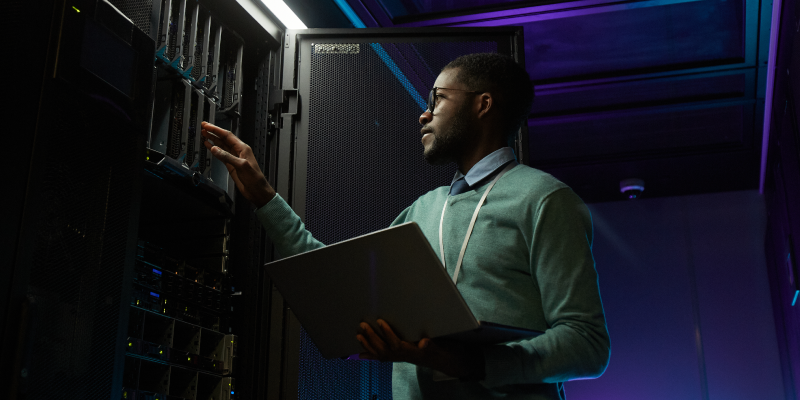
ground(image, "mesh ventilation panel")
xmin=300 ymin=40 xmax=498 ymax=400
xmin=168 ymin=83 xmax=184 ymax=158
xmin=167 ymin=0 xmax=181 ymax=60
xmin=23 ymin=82 xmax=140 ymax=398
xmin=108 ymin=0 xmax=153 ymax=36
xmin=192 ymin=20 xmax=205 ymax=81
xmin=406 ymin=42 xmax=498 ymax=88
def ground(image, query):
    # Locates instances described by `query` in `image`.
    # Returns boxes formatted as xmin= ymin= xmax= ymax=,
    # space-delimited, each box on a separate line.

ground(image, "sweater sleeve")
xmin=481 ymin=188 xmax=611 ymax=387
xmin=255 ymin=193 xmax=325 ymax=257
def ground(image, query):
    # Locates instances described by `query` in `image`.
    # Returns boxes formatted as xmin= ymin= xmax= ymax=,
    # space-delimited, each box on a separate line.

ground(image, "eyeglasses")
xmin=426 ymin=87 xmax=483 ymax=113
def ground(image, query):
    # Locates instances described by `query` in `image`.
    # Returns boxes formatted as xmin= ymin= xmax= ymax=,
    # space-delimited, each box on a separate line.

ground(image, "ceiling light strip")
xmin=260 ymin=0 xmax=306 ymax=29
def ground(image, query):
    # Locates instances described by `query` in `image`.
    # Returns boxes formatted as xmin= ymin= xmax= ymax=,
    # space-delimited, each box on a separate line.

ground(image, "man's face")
xmin=419 ymin=68 xmax=478 ymax=165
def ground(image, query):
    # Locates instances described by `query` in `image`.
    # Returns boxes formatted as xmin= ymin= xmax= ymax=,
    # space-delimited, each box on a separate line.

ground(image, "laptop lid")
xmin=264 ymin=222 xmax=481 ymax=359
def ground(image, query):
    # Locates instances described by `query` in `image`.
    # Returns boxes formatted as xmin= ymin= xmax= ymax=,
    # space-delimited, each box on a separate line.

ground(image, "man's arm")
xmin=201 ymin=122 xmax=324 ymax=256
xmin=481 ymin=187 xmax=610 ymax=387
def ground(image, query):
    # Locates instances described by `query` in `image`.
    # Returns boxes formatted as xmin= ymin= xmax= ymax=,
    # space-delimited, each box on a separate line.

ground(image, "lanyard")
xmin=438 ymin=163 xmax=515 ymax=284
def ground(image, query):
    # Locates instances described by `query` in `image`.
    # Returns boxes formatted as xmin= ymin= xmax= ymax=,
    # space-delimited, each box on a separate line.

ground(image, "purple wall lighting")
xmin=570 ymin=191 xmax=782 ymax=400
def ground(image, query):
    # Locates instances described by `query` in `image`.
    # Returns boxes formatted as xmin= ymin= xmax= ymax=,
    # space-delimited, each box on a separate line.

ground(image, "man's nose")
xmin=419 ymin=109 xmax=432 ymax=125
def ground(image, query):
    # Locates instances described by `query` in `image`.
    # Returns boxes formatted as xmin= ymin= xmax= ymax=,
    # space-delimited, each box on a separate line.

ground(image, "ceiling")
xmin=284 ymin=0 xmax=771 ymax=202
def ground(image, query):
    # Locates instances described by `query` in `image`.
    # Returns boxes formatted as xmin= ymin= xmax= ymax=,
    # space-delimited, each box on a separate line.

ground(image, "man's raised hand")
xmin=201 ymin=121 xmax=276 ymax=208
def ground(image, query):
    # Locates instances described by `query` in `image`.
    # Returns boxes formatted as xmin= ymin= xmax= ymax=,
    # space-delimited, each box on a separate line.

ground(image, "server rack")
xmin=4 ymin=0 xmax=284 ymax=399
xmin=3 ymin=1 xmax=523 ymax=398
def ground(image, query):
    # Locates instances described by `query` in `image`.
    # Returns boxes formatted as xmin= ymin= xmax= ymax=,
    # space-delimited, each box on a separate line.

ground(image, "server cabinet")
xmin=3 ymin=0 xmax=282 ymax=399
xmin=3 ymin=1 xmax=522 ymax=398
xmin=3 ymin=0 xmax=156 ymax=398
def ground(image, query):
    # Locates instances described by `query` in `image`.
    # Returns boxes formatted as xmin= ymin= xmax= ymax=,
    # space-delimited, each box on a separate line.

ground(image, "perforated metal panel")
xmin=298 ymin=39 xmax=500 ymax=400
xmin=108 ymin=0 xmax=153 ymax=36
xmin=21 ymin=81 xmax=142 ymax=399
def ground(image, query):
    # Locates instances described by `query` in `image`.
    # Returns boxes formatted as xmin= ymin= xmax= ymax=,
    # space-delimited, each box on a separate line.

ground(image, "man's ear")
xmin=476 ymin=92 xmax=493 ymax=119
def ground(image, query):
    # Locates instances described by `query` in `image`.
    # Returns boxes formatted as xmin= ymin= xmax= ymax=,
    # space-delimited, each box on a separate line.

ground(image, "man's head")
xmin=419 ymin=53 xmax=533 ymax=166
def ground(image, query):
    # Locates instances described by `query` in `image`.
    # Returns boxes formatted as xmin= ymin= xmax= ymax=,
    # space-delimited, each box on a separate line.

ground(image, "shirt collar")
xmin=452 ymin=147 xmax=518 ymax=187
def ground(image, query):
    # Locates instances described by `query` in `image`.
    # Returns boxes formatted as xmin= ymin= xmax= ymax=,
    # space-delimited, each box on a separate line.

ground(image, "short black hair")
xmin=443 ymin=53 xmax=534 ymax=139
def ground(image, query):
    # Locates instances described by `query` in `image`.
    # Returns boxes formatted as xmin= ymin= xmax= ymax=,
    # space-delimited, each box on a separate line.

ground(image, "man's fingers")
xmin=210 ymin=146 xmax=243 ymax=166
xmin=357 ymin=334 xmax=378 ymax=356
xmin=201 ymin=129 xmax=231 ymax=153
xmin=377 ymin=320 xmax=402 ymax=349
xmin=360 ymin=323 xmax=386 ymax=354
xmin=201 ymin=122 xmax=241 ymax=148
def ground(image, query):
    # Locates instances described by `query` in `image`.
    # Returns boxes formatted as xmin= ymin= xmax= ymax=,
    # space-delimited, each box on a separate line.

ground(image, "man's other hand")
xmin=201 ymin=121 xmax=275 ymax=208
xmin=356 ymin=319 xmax=486 ymax=381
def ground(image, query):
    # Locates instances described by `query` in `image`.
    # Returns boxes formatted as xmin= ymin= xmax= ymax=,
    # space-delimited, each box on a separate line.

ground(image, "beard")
xmin=423 ymin=102 xmax=476 ymax=165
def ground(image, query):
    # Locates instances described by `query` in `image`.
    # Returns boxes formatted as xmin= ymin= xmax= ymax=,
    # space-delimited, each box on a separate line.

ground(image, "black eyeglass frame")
xmin=426 ymin=87 xmax=484 ymax=113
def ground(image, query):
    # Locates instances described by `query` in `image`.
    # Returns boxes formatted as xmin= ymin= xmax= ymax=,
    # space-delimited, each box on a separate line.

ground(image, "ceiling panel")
xmin=522 ymin=0 xmax=744 ymax=83
xmin=543 ymin=148 xmax=761 ymax=202
xmin=530 ymin=103 xmax=747 ymax=162
xmin=375 ymin=0 xmax=540 ymax=20
xmin=532 ymin=71 xmax=748 ymax=116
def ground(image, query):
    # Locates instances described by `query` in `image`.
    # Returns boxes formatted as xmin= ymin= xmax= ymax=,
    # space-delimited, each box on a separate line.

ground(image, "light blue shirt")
xmin=449 ymin=147 xmax=518 ymax=195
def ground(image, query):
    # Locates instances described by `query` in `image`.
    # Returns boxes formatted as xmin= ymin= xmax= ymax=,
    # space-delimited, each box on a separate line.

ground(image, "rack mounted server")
xmin=147 ymin=0 xmax=243 ymax=195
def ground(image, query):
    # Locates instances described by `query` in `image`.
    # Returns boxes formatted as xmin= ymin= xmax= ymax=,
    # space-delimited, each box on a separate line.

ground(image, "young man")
xmin=201 ymin=53 xmax=610 ymax=399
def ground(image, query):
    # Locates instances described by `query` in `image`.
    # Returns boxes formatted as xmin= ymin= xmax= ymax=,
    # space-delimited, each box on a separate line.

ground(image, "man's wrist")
xmin=252 ymin=187 xmax=277 ymax=209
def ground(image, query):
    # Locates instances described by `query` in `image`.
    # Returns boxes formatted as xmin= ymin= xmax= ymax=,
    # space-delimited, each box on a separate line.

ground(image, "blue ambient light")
xmin=331 ymin=0 xmax=426 ymax=111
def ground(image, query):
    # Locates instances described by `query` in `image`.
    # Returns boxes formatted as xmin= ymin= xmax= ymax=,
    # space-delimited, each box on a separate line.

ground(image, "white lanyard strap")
xmin=439 ymin=163 xmax=515 ymax=284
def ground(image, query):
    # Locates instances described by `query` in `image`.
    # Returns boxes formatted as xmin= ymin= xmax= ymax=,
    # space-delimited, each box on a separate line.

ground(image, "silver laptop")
xmin=264 ymin=222 xmax=542 ymax=359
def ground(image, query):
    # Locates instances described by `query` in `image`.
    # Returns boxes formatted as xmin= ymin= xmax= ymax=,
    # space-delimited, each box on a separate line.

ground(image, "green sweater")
xmin=256 ymin=164 xmax=610 ymax=400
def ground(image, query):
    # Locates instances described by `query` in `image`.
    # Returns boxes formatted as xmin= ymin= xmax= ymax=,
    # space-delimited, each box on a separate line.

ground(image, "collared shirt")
xmin=449 ymin=147 xmax=518 ymax=195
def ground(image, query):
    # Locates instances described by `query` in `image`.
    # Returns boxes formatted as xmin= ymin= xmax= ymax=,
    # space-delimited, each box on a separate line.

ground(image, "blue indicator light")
xmin=150 ymin=292 xmax=160 ymax=298
xmin=231 ymin=391 xmax=234 ymax=394
xmin=152 ymin=269 xmax=162 ymax=275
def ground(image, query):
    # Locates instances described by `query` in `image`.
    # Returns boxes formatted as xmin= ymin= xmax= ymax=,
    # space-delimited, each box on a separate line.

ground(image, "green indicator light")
xmin=159 ymin=350 xmax=163 ymax=354
xmin=128 ymin=342 xmax=132 ymax=347
xmin=72 ymin=6 xmax=80 ymax=12
xmin=188 ymin=357 xmax=191 ymax=360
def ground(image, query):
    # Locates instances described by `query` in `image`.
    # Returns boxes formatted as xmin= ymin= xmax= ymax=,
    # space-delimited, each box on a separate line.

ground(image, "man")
xmin=200 ymin=53 xmax=610 ymax=399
